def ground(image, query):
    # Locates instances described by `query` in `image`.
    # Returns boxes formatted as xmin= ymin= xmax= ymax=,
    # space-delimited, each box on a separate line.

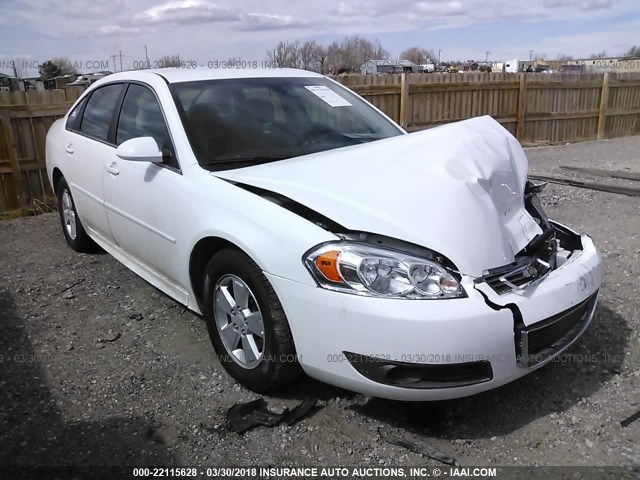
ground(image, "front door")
xmin=102 ymin=83 xmax=185 ymax=296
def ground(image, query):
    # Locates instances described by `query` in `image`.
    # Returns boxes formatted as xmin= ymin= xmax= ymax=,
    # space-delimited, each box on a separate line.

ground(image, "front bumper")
xmin=267 ymin=223 xmax=603 ymax=401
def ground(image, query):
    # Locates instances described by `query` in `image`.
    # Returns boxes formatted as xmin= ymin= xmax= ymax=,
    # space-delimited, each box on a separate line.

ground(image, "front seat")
xmin=187 ymin=103 xmax=230 ymax=160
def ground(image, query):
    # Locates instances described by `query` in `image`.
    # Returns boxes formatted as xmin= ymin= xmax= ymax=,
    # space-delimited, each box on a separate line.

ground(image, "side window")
xmin=79 ymin=84 xmax=123 ymax=142
xmin=65 ymin=97 xmax=87 ymax=131
xmin=116 ymin=84 xmax=171 ymax=152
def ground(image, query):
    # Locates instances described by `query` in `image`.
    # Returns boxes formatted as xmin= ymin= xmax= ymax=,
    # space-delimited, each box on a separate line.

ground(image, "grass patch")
xmin=0 ymin=196 xmax=57 ymax=220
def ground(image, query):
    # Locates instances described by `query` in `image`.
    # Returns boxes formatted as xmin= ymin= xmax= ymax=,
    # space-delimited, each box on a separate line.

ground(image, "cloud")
xmin=116 ymin=0 xmax=309 ymax=32
xmin=97 ymin=25 xmax=141 ymax=36
xmin=325 ymin=2 xmax=361 ymax=17
xmin=18 ymin=0 xmax=126 ymax=19
xmin=414 ymin=1 xmax=468 ymax=16
xmin=238 ymin=13 xmax=310 ymax=31
xmin=543 ymin=0 xmax=614 ymax=10
xmin=136 ymin=0 xmax=241 ymax=25
xmin=579 ymin=0 xmax=614 ymax=11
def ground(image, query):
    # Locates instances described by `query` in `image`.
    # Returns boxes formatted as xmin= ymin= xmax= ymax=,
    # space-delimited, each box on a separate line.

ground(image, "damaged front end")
xmin=477 ymin=180 xmax=568 ymax=295
xmin=475 ymin=181 xmax=601 ymax=368
xmin=214 ymin=116 xmax=603 ymax=396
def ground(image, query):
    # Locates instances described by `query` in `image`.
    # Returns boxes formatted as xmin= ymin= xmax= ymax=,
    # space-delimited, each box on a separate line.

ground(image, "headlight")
xmin=304 ymin=243 xmax=465 ymax=299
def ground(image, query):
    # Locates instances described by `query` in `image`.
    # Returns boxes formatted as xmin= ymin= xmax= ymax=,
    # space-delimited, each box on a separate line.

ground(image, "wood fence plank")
xmin=597 ymin=72 xmax=610 ymax=140
xmin=0 ymin=110 xmax=25 ymax=209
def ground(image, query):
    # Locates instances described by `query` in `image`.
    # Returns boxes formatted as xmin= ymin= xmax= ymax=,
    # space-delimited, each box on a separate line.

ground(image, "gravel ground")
xmin=1 ymin=136 xmax=639 ymax=472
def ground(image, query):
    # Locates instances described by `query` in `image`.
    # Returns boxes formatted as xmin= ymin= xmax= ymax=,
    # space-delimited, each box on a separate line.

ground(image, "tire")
xmin=202 ymin=249 xmax=302 ymax=392
xmin=56 ymin=177 xmax=94 ymax=252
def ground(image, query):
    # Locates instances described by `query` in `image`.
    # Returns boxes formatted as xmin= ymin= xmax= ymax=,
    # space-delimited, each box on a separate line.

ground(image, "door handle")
xmin=65 ymin=144 xmax=74 ymax=154
xmin=105 ymin=162 xmax=120 ymax=176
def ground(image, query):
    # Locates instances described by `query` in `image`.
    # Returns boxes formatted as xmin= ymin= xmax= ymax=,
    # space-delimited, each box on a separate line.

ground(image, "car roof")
xmin=99 ymin=68 xmax=326 ymax=85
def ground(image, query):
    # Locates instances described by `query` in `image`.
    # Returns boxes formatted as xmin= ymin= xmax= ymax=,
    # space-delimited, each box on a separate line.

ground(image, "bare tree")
xmin=325 ymin=40 xmax=342 ymax=72
xmin=333 ymin=36 xmax=390 ymax=71
xmin=267 ymin=36 xmax=390 ymax=73
xmin=588 ymin=51 xmax=608 ymax=59
xmin=400 ymin=47 xmax=436 ymax=65
xmin=157 ymin=55 xmax=182 ymax=68
xmin=299 ymin=41 xmax=321 ymax=72
xmin=556 ymin=53 xmax=574 ymax=61
xmin=267 ymin=41 xmax=300 ymax=68
xmin=621 ymin=45 xmax=640 ymax=58
xmin=315 ymin=45 xmax=329 ymax=74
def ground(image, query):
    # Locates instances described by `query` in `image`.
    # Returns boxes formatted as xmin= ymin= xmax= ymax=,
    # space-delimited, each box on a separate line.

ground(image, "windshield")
xmin=170 ymin=77 xmax=403 ymax=169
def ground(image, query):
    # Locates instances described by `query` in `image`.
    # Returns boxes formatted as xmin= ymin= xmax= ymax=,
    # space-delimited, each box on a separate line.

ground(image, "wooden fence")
xmin=1 ymin=72 xmax=640 ymax=213
xmin=334 ymin=72 xmax=640 ymax=141
xmin=0 ymin=87 xmax=86 ymax=213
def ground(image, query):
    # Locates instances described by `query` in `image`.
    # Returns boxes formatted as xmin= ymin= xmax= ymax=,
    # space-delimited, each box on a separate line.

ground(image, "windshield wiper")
xmin=206 ymin=156 xmax=291 ymax=167
xmin=343 ymin=133 xmax=385 ymax=139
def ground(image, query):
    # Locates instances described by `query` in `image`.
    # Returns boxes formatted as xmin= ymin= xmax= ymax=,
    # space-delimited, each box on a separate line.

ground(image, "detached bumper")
xmin=266 ymin=223 xmax=602 ymax=401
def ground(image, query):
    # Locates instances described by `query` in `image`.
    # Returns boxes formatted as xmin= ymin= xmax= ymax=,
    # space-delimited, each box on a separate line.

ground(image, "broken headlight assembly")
xmin=304 ymin=243 xmax=465 ymax=299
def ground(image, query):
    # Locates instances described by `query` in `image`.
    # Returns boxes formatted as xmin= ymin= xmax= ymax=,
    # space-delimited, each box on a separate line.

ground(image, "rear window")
xmin=65 ymin=97 xmax=87 ymax=131
xmin=79 ymin=84 xmax=123 ymax=142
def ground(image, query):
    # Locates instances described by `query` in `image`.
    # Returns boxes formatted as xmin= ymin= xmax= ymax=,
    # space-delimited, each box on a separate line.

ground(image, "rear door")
xmin=65 ymin=83 xmax=124 ymax=242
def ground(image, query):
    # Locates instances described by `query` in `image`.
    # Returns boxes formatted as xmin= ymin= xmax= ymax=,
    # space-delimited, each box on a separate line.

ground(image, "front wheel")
xmin=56 ymin=177 xmax=94 ymax=252
xmin=202 ymin=249 xmax=301 ymax=392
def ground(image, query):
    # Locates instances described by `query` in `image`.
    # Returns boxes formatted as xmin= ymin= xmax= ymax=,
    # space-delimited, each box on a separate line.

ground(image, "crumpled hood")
xmin=215 ymin=116 xmax=542 ymax=277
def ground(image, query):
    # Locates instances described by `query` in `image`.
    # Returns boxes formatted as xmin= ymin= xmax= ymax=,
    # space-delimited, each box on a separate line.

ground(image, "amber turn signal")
xmin=314 ymin=250 xmax=342 ymax=282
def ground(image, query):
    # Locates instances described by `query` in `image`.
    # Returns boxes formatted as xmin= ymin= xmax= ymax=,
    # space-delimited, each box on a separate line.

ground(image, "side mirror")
xmin=116 ymin=137 xmax=163 ymax=163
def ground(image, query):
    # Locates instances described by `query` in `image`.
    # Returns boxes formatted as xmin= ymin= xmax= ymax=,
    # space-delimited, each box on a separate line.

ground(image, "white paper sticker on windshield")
xmin=304 ymin=86 xmax=352 ymax=107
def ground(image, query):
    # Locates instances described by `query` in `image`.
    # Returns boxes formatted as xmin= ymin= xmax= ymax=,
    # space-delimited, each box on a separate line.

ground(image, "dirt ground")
xmin=1 ymin=136 xmax=639 ymax=473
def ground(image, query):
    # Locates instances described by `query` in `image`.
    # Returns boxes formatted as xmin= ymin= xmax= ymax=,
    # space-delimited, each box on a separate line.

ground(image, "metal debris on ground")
xmin=528 ymin=174 xmax=640 ymax=197
xmin=621 ymin=409 xmax=640 ymax=428
xmin=386 ymin=435 xmax=459 ymax=466
xmin=58 ymin=278 xmax=86 ymax=295
xmin=226 ymin=398 xmax=319 ymax=434
xmin=559 ymin=166 xmax=640 ymax=182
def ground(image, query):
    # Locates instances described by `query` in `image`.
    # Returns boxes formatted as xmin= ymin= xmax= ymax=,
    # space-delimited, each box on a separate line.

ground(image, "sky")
xmin=0 ymin=0 xmax=639 ymax=76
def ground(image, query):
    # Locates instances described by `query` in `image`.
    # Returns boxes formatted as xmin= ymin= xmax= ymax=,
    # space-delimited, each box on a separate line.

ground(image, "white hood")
xmin=215 ymin=116 xmax=542 ymax=277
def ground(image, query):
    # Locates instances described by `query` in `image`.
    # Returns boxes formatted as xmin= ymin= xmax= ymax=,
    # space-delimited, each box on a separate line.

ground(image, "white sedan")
xmin=45 ymin=68 xmax=602 ymax=401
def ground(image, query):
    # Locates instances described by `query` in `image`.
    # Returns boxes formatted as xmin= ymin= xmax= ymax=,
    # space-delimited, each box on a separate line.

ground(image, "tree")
xmin=299 ymin=41 xmax=323 ymax=72
xmin=622 ymin=45 xmax=640 ymax=58
xmin=315 ymin=45 xmax=329 ymax=74
xmin=38 ymin=60 xmax=61 ymax=80
xmin=400 ymin=47 xmax=436 ymax=65
xmin=329 ymin=36 xmax=389 ymax=72
xmin=267 ymin=41 xmax=300 ymax=68
xmin=157 ymin=55 xmax=182 ymax=68
xmin=266 ymin=36 xmax=390 ymax=73
xmin=51 ymin=57 xmax=77 ymax=75
xmin=588 ymin=51 xmax=608 ymax=59
xmin=556 ymin=54 xmax=574 ymax=61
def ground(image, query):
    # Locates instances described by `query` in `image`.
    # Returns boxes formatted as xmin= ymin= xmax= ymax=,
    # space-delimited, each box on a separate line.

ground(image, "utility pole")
xmin=119 ymin=49 xmax=124 ymax=72
xmin=144 ymin=45 xmax=150 ymax=69
xmin=111 ymin=54 xmax=118 ymax=72
xmin=529 ymin=50 xmax=533 ymax=62
xmin=438 ymin=49 xmax=441 ymax=65
xmin=485 ymin=51 xmax=489 ymax=62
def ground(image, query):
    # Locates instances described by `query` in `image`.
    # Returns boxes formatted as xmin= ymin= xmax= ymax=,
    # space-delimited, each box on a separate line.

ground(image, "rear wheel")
xmin=202 ymin=249 xmax=301 ymax=392
xmin=56 ymin=177 xmax=94 ymax=252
